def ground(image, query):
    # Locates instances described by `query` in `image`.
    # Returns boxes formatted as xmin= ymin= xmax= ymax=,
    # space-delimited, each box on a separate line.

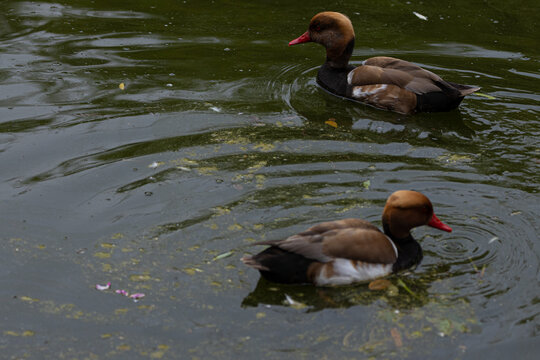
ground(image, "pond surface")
xmin=1 ymin=0 xmax=539 ymax=358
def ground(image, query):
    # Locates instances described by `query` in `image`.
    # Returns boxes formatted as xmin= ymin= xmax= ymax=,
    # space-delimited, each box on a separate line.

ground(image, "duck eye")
xmin=315 ymin=25 xmax=321 ymax=31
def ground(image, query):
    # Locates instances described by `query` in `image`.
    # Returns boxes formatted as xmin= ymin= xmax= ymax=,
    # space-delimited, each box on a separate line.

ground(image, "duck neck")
xmin=325 ymin=37 xmax=355 ymax=69
xmin=383 ymin=223 xmax=423 ymax=272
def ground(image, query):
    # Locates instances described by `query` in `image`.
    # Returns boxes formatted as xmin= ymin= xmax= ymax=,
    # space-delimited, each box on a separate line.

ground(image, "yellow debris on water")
xmin=228 ymin=223 xmax=243 ymax=231
xmin=325 ymin=118 xmax=338 ymax=128
xmin=474 ymin=92 xmax=495 ymax=99
xmin=130 ymin=274 xmax=152 ymax=282
xmin=253 ymin=142 xmax=275 ymax=152
xmin=256 ymin=312 xmax=266 ymax=319
xmin=368 ymin=279 xmax=391 ymax=290
xmin=94 ymin=252 xmax=111 ymax=259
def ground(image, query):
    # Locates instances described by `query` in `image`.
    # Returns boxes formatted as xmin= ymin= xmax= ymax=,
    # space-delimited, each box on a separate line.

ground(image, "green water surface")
xmin=0 ymin=0 xmax=539 ymax=359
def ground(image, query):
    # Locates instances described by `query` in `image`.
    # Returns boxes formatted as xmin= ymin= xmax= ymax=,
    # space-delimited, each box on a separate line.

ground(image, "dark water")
xmin=1 ymin=0 xmax=538 ymax=358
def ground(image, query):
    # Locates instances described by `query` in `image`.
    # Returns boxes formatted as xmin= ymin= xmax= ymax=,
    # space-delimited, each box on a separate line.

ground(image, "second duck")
xmin=289 ymin=12 xmax=480 ymax=114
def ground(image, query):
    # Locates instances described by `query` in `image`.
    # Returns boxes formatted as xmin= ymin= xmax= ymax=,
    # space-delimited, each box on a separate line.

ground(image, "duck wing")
xmin=351 ymin=56 xmax=479 ymax=96
xmin=252 ymin=218 xmax=397 ymax=264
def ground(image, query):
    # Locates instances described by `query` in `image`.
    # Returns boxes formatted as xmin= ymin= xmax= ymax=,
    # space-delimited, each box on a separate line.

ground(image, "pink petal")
xmin=115 ymin=289 xmax=129 ymax=296
xmin=95 ymin=282 xmax=111 ymax=291
xmin=129 ymin=293 xmax=145 ymax=300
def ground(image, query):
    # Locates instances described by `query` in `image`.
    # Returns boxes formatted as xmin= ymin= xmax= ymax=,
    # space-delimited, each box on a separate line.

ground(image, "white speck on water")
xmin=166 ymin=83 xmax=173 ymax=87
xmin=413 ymin=11 xmax=428 ymax=21
xmin=488 ymin=237 xmax=499 ymax=244
xmin=210 ymin=106 xmax=221 ymax=112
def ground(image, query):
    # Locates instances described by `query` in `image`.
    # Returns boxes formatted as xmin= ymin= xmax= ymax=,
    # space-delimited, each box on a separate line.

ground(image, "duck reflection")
xmin=241 ymin=275 xmax=429 ymax=312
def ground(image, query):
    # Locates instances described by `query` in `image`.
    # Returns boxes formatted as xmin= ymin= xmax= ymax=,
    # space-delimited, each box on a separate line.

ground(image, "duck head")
xmin=289 ymin=12 xmax=355 ymax=68
xmin=382 ymin=190 xmax=452 ymax=240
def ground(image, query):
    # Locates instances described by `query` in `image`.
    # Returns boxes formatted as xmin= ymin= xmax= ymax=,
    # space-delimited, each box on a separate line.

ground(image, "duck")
xmin=241 ymin=190 xmax=452 ymax=286
xmin=288 ymin=12 xmax=480 ymax=114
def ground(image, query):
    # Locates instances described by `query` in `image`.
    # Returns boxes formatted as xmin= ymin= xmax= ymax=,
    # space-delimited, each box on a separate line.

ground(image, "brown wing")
xmin=302 ymin=218 xmax=380 ymax=234
xmin=253 ymin=218 xmax=396 ymax=264
xmin=321 ymin=228 xmax=397 ymax=264
xmin=350 ymin=56 xmax=443 ymax=94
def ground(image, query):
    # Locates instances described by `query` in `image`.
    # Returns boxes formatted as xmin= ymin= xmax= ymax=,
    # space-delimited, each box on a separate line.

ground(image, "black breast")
xmin=316 ymin=63 xmax=355 ymax=97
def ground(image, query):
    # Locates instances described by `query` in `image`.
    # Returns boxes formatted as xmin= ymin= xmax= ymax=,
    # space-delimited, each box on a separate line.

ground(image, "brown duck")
xmin=289 ymin=12 xmax=480 ymax=114
xmin=242 ymin=190 xmax=452 ymax=286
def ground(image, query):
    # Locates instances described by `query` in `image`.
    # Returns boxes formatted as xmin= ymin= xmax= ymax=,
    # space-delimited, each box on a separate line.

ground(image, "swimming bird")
xmin=242 ymin=190 xmax=452 ymax=286
xmin=289 ymin=12 xmax=480 ymax=114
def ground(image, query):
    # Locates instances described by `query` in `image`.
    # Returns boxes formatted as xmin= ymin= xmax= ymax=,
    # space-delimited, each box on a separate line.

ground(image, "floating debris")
xmin=213 ymin=251 xmax=234 ymax=261
xmin=480 ymin=264 xmax=486 ymax=278
xmin=488 ymin=236 xmax=499 ymax=244
xmin=119 ymin=82 xmax=125 ymax=90
xmin=129 ymin=293 xmax=145 ymax=301
xmin=474 ymin=92 xmax=496 ymax=100
xmin=413 ymin=11 xmax=428 ymax=21
xmin=148 ymin=161 xmax=164 ymax=169
xmin=95 ymin=282 xmax=111 ymax=291
xmin=183 ymin=267 xmax=204 ymax=275
xmin=396 ymin=278 xmax=416 ymax=297
xmin=390 ymin=327 xmax=403 ymax=347
xmin=284 ymin=294 xmax=307 ymax=310
xmin=468 ymin=257 xmax=479 ymax=272
xmin=256 ymin=312 xmax=266 ymax=319
xmin=325 ymin=118 xmax=338 ymax=128
xmin=96 ymin=283 xmax=145 ymax=302
xmin=342 ymin=330 xmax=354 ymax=347
xmin=368 ymin=279 xmax=391 ymax=291
xmin=115 ymin=289 xmax=129 ymax=296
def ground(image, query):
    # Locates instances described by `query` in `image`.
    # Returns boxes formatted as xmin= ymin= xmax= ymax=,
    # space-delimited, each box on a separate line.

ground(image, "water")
xmin=1 ymin=0 xmax=538 ymax=358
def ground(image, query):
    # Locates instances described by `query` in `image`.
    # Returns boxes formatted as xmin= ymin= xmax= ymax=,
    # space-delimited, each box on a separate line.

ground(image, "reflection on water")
xmin=0 ymin=0 xmax=539 ymax=359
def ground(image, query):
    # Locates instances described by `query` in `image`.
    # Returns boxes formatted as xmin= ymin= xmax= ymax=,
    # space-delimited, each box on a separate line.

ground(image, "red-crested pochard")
xmin=289 ymin=12 xmax=480 ymax=114
xmin=242 ymin=190 xmax=452 ymax=286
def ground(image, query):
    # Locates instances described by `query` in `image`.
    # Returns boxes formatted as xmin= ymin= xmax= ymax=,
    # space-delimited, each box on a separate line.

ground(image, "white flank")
xmin=352 ymin=84 xmax=387 ymax=98
xmin=315 ymin=259 xmax=393 ymax=286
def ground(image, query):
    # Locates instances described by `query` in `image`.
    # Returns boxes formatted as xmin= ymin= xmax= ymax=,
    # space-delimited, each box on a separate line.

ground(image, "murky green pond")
xmin=1 ymin=0 xmax=538 ymax=358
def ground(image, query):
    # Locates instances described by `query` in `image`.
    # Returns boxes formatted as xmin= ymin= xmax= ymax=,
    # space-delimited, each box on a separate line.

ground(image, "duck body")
xmin=242 ymin=190 xmax=452 ymax=286
xmin=289 ymin=12 xmax=480 ymax=114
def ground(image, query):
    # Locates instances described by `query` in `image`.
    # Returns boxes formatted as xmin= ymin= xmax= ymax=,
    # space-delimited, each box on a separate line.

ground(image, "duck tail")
xmin=447 ymin=81 xmax=481 ymax=96
xmin=241 ymin=255 xmax=269 ymax=271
